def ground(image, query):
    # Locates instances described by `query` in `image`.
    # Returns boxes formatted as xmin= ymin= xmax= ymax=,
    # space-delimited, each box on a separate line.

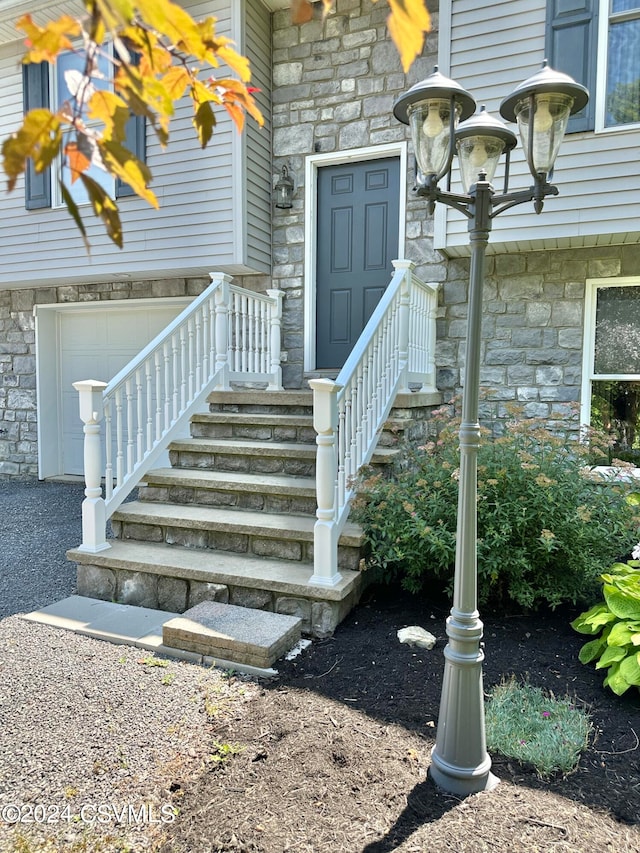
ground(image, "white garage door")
xmin=59 ymin=303 xmax=188 ymax=475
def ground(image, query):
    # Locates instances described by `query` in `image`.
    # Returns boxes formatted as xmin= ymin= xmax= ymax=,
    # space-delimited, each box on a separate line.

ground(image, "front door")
xmin=315 ymin=157 xmax=400 ymax=369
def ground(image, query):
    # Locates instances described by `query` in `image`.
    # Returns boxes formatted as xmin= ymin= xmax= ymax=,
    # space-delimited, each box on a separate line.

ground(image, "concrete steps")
xmin=69 ymin=388 xmax=438 ymax=644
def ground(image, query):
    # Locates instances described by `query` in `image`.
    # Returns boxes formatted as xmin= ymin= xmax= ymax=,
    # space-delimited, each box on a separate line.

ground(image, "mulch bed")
xmin=159 ymin=586 xmax=640 ymax=853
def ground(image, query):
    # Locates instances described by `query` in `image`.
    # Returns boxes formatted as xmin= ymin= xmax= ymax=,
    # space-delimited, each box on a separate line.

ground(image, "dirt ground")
xmin=157 ymin=586 xmax=640 ymax=853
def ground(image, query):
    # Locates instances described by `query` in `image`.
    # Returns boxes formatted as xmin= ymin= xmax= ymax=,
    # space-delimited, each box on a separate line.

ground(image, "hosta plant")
xmin=572 ymin=557 xmax=640 ymax=696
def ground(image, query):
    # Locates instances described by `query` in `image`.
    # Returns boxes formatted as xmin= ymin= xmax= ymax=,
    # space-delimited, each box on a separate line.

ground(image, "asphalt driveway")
xmin=0 ymin=479 xmax=84 ymax=618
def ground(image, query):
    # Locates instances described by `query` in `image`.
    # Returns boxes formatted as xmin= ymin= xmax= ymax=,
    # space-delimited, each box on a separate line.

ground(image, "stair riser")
xmin=139 ymin=484 xmax=317 ymax=516
xmin=191 ymin=422 xmax=317 ymax=444
xmin=207 ymin=403 xmax=313 ymax=417
xmin=110 ymin=520 xmax=361 ymax=571
xmin=169 ymin=449 xmax=316 ymax=478
xmin=76 ymin=562 xmax=362 ymax=637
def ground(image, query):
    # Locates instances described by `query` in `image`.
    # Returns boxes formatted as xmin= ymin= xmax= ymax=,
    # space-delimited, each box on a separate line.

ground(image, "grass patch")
xmin=485 ymin=677 xmax=592 ymax=777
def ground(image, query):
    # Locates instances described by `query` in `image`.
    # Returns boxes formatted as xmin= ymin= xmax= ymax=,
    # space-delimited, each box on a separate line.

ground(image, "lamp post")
xmin=393 ymin=62 xmax=588 ymax=797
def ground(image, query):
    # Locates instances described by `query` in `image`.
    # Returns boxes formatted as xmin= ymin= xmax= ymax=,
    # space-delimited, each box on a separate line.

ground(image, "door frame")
xmin=34 ymin=296 xmax=192 ymax=479
xmin=303 ymin=142 xmax=408 ymax=373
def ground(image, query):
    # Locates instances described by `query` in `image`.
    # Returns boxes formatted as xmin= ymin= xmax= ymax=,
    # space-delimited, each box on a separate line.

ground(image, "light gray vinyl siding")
xmin=437 ymin=0 xmax=640 ymax=257
xmin=243 ymin=0 xmax=272 ymax=273
xmin=0 ymin=0 xmax=271 ymax=288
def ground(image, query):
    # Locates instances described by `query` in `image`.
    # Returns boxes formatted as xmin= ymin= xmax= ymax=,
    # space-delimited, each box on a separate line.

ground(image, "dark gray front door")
xmin=316 ymin=157 xmax=400 ymax=369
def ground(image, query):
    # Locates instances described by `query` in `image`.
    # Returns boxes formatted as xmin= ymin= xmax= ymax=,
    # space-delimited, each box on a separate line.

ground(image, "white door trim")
xmin=303 ymin=141 xmax=408 ymax=373
xmin=34 ymin=296 xmax=192 ymax=479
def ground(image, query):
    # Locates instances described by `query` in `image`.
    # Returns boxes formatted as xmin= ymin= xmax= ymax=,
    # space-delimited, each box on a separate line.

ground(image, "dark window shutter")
xmin=115 ymin=48 xmax=146 ymax=199
xmin=546 ymin=0 xmax=598 ymax=132
xmin=23 ymin=62 xmax=51 ymax=209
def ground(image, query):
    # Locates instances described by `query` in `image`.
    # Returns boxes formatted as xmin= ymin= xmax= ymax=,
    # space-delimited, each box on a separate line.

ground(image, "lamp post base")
xmin=429 ymin=754 xmax=499 ymax=798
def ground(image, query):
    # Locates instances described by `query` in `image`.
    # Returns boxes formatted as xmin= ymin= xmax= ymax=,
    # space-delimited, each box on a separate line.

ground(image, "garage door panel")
xmin=60 ymin=303 xmax=186 ymax=475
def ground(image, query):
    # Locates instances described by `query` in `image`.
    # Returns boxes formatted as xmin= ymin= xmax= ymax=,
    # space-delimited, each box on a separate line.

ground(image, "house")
xmin=1 ymin=0 xmax=635 ymax=640
xmin=435 ymin=0 xmax=640 ymax=461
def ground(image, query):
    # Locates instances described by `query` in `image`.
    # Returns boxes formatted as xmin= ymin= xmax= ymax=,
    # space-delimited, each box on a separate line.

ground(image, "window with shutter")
xmin=22 ymin=45 xmax=146 ymax=210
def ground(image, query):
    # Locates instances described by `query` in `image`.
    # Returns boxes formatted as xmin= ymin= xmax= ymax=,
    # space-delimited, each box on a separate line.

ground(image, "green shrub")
xmin=572 ymin=557 xmax=640 ymax=695
xmin=352 ymin=403 xmax=640 ymax=612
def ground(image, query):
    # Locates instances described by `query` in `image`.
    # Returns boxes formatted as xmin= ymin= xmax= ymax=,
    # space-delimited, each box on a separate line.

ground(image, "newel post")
xmin=310 ymin=378 xmax=342 ymax=586
xmin=392 ymin=259 xmax=415 ymax=394
xmin=73 ymin=380 xmax=110 ymax=553
xmin=210 ymin=272 xmax=233 ymax=390
xmin=266 ymin=289 xmax=284 ymax=391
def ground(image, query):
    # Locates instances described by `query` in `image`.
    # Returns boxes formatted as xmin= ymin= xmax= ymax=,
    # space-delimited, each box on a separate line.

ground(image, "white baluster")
xmin=115 ymin=387 xmax=124 ymax=486
xmin=310 ymin=378 xmax=342 ymax=587
xmin=104 ymin=396 xmax=113 ymax=502
xmin=145 ymin=360 xmax=153 ymax=454
xmin=180 ymin=324 xmax=187 ymax=412
xmin=393 ymin=259 xmax=414 ymax=393
xmin=172 ymin=333 xmax=179 ymax=421
xmin=135 ymin=369 xmax=143 ymax=464
xmin=73 ymin=380 xmax=110 ymax=553
xmin=126 ymin=378 xmax=134 ymax=475
xmin=195 ymin=308 xmax=202 ymax=391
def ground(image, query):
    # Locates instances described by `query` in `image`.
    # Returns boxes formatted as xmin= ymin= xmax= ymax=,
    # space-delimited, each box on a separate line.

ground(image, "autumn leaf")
xmin=59 ymin=179 xmax=90 ymax=252
xmin=2 ymin=109 xmax=62 ymax=191
xmin=161 ymin=66 xmax=191 ymax=102
xmin=291 ymin=0 xmax=314 ymax=24
xmin=385 ymin=0 xmax=431 ymax=73
xmin=65 ymin=140 xmax=91 ymax=183
xmin=194 ymin=101 xmax=217 ymax=148
xmin=17 ymin=14 xmax=81 ymax=63
xmin=99 ymin=139 xmax=157 ymax=207
xmin=87 ymin=89 xmax=131 ymax=142
xmin=80 ymin=172 xmax=123 ymax=248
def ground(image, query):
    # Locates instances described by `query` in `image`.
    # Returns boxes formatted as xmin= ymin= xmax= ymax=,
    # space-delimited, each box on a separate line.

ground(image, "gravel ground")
xmin=0 ymin=479 xmax=255 ymax=852
xmin=0 ymin=480 xmax=83 ymax=618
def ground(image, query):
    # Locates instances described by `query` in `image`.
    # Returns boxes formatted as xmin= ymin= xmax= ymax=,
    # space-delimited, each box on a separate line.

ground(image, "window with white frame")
xmin=603 ymin=0 xmax=640 ymax=128
xmin=582 ymin=278 xmax=640 ymax=463
xmin=546 ymin=0 xmax=640 ymax=133
xmin=22 ymin=47 xmax=145 ymax=211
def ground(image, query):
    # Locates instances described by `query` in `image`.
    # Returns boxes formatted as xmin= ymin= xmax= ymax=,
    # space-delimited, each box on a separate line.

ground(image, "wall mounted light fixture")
xmin=274 ymin=165 xmax=294 ymax=209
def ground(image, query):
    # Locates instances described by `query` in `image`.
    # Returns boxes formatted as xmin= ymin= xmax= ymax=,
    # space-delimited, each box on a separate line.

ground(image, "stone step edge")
xmin=67 ymin=540 xmax=362 ymax=601
xmin=22 ymin=596 xmax=281 ymax=678
xmin=163 ymin=601 xmax=302 ymax=668
xmin=111 ymin=501 xmax=364 ymax=547
xmin=207 ymin=389 xmax=312 ymax=407
xmin=169 ymin=437 xmax=400 ymax=463
xmin=140 ymin=468 xmax=317 ymax=497
xmin=192 ymin=412 xmax=314 ymax=426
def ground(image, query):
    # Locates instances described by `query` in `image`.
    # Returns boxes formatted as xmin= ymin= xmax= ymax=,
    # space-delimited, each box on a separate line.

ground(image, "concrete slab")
xmin=21 ymin=595 xmax=116 ymax=630
xmin=163 ymin=601 xmax=301 ymax=668
xmin=21 ymin=596 xmax=294 ymax=677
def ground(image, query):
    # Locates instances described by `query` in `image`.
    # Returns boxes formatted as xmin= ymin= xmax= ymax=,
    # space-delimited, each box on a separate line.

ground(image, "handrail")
xmin=74 ymin=273 xmax=283 ymax=552
xmin=310 ymin=260 xmax=439 ymax=586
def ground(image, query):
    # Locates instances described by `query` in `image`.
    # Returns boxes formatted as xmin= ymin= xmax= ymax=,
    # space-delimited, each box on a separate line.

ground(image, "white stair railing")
xmin=311 ymin=260 xmax=439 ymax=586
xmin=74 ymin=272 xmax=284 ymax=553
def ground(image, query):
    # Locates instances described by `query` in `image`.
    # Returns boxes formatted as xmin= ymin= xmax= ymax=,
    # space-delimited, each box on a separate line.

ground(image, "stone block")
xmin=229 ymin=586 xmax=273 ymax=611
xmin=76 ymin=565 xmax=116 ymax=601
xmin=158 ymin=576 xmax=188 ymax=612
xmin=252 ymin=538 xmax=302 ymax=561
xmin=276 ymin=596 xmax=312 ymax=633
xmin=311 ymin=601 xmax=340 ymax=638
xmin=117 ymin=570 xmax=158 ymax=608
xmin=189 ymin=581 xmax=229 ymax=608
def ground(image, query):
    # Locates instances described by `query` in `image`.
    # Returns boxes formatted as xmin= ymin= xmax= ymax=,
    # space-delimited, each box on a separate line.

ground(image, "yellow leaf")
xmin=79 ymin=172 xmax=123 ymax=248
xmin=212 ymin=44 xmax=252 ymax=83
xmin=93 ymin=0 xmax=135 ymax=32
xmin=193 ymin=101 xmax=217 ymax=148
xmin=87 ymin=90 xmax=130 ymax=142
xmin=135 ymin=0 xmax=208 ymax=59
xmin=386 ymin=0 xmax=431 ymax=73
xmin=1 ymin=109 xmax=62 ymax=191
xmin=161 ymin=66 xmax=191 ymax=102
xmin=17 ymin=13 xmax=81 ymax=63
xmin=99 ymin=139 xmax=158 ymax=208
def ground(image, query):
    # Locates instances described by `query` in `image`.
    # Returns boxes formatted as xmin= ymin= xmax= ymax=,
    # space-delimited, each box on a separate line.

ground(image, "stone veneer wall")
xmin=270 ymin=0 xmax=442 ymax=387
xmin=0 ymin=277 xmax=211 ymax=478
xmin=436 ymin=245 xmax=640 ymax=424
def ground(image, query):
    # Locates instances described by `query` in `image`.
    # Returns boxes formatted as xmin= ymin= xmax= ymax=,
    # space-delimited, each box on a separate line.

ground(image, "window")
xmin=582 ymin=279 xmax=640 ymax=464
xmin=23 ymin=48 xmax=145 ymax=211
xmin=546 ymin=0 xmax=640 ymax=133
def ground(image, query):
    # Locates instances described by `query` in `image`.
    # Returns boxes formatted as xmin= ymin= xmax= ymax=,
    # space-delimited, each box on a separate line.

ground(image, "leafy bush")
xmin=485 ymin=677 xmax=592 ymax=777
xmin=572 ymin=557 xmax=640 ymax=696
xmin=352 ymin=403 xmax=640 ymax=612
